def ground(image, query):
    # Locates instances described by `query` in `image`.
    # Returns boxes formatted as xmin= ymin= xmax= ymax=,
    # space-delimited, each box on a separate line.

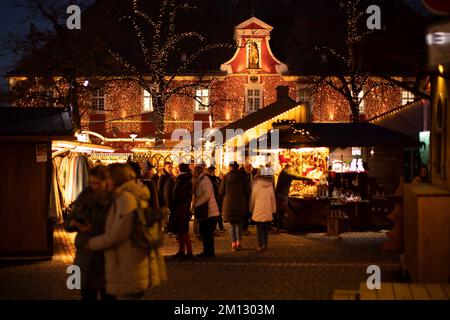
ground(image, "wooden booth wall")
xmin=367 ymin=146 xmax=404 ymax=195
xmin=0 ymin=139 xmax=53 ymax=258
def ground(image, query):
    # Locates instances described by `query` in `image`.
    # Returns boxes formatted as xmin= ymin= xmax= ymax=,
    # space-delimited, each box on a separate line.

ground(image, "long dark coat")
xmin=168 ymin=172 xmax=193 ymax=234
xmin=64 ymin=187 xmax=113 ymax=290
xmin=219 ymin=169 xmax=251 ymax=223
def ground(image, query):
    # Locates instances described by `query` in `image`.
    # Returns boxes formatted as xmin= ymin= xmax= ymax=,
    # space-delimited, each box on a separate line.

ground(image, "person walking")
xmin=206 ymin=165 xmax=225 ymax=233
xmin=220 ymin=162 xmax=251 ymax=251
xmin=158 ymin=161 xmax=173 ymax=208
xmin=250 ymin=171 xmax=277 ymax=251
xmin=168 ymin=163 xmax=194 ymax=259
xmin=193 ymin=165 xmax=220 ymax=258
xmin=64 ymin=166 xmax=115 ymax=300
xmin=239 ymin=162 xmax=254 ymax=235
xmin=158 ymin=161 xmax=174 ymax=232
xmin=85 ymin=163 xmax=154 ymax=299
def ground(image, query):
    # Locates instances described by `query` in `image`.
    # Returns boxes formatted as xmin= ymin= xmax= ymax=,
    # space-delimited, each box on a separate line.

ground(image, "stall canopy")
xmin=275 ymin=122 xmax=419 ymax=149
xmin=0 ymin=107 xmax=73 ymax=136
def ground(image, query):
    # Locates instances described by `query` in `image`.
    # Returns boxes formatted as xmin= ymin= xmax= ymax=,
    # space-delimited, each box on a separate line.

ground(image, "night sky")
xmin=0 ymin=1 xmax=31 ymax=89
xmin=0 ymin=0 xmax=435 ymax=91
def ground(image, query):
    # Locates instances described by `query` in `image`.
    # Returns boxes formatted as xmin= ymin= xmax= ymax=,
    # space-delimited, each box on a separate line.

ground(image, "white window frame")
xmin=143 ymin=89 xmax=154 ymax=113
xmin=246 ymin=85 xmax=263 ymax=113
xmin=92 ymin=88 xmax=105 ymax=111
xmin=194 ymin=88 xmax=210 ymax=113
xmin=401 ymin=90 xmax=415 ymax=105
xmin=358 ymin=90 xmax=365 ymax=114
xmin=297 ymin=87 xmax=311 ymax=103
xmin=45 ymin=89 xmax=55 ymax=107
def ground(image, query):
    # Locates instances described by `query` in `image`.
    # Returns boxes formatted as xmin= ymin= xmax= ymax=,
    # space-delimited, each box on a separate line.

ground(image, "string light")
xmin=109 ymin=0 xmax=233 ymax=142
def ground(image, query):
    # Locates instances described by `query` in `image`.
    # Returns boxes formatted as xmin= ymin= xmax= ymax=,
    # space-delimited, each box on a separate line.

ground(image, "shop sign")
xmin=427 ymin=21 xmax=450 ymax=67
xmin=36 ymin=144 xmax=48 ymax=162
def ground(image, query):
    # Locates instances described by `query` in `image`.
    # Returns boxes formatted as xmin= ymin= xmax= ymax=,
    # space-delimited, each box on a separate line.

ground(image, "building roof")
xmin=218 ymin=90 xmax=298 ymax=137
xmin=8 ymin=0 xmax=432 ymax=78
xmin=0 ymin=107 xmax=73 ymax=136
xmin=274 ymin=122 xmax=419 ymax=148
xmin=369 ymin=100 xmax=429 ymax=139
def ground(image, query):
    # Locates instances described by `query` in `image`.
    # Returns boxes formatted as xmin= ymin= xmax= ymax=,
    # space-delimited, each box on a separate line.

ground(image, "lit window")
xmin=358 ymin=90 xmax=365 ymax=114
xmin=45 ymin=89 xmax=54 ymax=107
xmin=298 ymin=90 xmax=311 ymax=103
xmin=143 ymin=89 xmax=153 ymax=112
xmin=247 ymin=88 xmax=262 ymax=112
xmin=92 ymin=88 xmax=105 ymax=111
xmin=401 ymin=91 xmax=415 ymax=105
xmin=195 ymin=89 xmax=210 ymax=112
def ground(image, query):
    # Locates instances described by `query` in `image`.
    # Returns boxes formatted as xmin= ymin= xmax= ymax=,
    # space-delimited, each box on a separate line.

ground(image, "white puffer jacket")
xmin=194 ymin=173 xmax=220 ymax=218
xmin=250 ymin=176 xmax=276 ymax=222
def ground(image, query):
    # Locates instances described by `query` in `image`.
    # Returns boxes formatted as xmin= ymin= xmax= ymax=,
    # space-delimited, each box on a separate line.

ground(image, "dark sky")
xmin=0 ymin=1 xmax=31 ymax=89
xmin=0 ymin=0 xmax=436 ymax=90
xmin=0 ymin=0 xmax=94 ymax=90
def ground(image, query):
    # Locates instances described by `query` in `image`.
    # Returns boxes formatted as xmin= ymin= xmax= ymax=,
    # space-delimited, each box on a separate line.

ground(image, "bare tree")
xmin=110 ymin=0 xmax=232 ymax=144
xmin=6 ymin=0 xmax=116 ymax=129
xmin=311 ymin=0 xmax=429 ymax=122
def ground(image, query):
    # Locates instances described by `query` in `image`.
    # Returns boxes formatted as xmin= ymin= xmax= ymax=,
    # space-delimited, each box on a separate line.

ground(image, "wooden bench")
xmin=333 ymin=282 xmax=450 ymax=300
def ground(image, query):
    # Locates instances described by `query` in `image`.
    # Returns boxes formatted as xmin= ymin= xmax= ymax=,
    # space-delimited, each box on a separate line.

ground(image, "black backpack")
xmin=131 ymin=199 xmax=165 ymax=250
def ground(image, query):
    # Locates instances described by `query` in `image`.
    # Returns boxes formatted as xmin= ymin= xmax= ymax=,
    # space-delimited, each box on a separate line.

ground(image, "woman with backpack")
xmin=85 ymin=163 xmax=155 ymax=299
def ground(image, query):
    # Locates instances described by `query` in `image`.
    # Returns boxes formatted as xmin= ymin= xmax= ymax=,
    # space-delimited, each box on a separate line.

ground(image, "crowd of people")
xmin=64 ymin=158 xmax=292 ymax=300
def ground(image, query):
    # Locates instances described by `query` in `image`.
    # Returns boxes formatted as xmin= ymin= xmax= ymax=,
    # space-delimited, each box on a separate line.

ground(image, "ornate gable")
xmin=220 ymin=17 xmax=288 ymax=74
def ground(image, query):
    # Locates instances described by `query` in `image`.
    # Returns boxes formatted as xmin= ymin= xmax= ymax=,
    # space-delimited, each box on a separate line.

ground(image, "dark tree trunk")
xmin=154 ymin=97 xmax=165 ymax=145
xmin=68 ymin=79 xmax=81 ymax=131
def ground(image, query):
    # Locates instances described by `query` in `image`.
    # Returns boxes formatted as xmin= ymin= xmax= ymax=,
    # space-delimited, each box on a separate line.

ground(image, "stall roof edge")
xmin=0 ymin=107 xmax=74 ymax=136
xmin=276 ymin=122 xmax=420 ymax=148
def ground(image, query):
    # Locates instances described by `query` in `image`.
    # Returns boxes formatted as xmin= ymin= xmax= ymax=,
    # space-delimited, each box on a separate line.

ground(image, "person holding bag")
xmin=192 ymin=165 xmax=219 ymax=258
xmin=85 ymin=163 xmax=159 ymax=299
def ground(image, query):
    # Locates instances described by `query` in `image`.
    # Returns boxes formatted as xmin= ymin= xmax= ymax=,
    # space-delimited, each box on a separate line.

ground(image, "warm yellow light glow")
xmin=52 ymin=141 xmax=115 ymax=153
xmin=438 ymin=64 xmax=444 ymax=74
xmin=292 ymin=147 xmax=329 ymax=153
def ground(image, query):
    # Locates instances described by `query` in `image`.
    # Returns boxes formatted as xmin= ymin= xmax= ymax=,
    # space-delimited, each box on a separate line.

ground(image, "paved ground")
xmin=0 ymin=225 xmax=402 ymax=300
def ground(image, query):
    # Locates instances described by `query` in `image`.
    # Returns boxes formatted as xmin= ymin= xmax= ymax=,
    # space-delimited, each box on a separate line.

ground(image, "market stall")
xmin=0 ymin=108 xmax=73 ymax=259
xmin=269 ymin=121 xmax=419 ymax=234
xmin=50 ymin=140 xmax=115 ymax=222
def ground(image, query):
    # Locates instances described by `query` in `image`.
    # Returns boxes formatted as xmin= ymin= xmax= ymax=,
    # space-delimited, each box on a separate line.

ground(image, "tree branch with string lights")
xmin=311 ymin=0 xmax=429 ymax=123
xmin=109 ymin=0 xmax=233 ymax=145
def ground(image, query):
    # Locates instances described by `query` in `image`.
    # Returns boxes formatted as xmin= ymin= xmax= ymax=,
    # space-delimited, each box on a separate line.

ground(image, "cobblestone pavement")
xmin=0 ymin=225 xmax=402 ymax=300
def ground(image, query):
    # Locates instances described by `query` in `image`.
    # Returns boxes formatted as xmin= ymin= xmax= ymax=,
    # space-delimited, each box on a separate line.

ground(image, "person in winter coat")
xmin=207 ymin=166 xmax=224 ymax=232
xmin=250 ymin=172 xmax=277 ymax=251
xmin=158 ymin=161 xmax=173 ymax=207
xmin=193 ymin=165 xmax=220 ymax=258
xmin=85 ymin=163 xmax=152 ymax=299
xmin=64 ymin=166 xmax=115 ymax=300
xmin=168 ymin=163 xmax=193 ymax=259
xmin=219 ymin=162 xmax=251 ymax=251
xmin=158 ymin=161 xmax=174 ymax=232
xmin=275 ymin=163 xmax=311 ymax=232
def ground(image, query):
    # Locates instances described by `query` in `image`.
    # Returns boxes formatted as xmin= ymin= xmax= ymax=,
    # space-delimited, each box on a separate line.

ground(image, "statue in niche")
xmin=248 ymin=41 xmax=260 ymax=69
